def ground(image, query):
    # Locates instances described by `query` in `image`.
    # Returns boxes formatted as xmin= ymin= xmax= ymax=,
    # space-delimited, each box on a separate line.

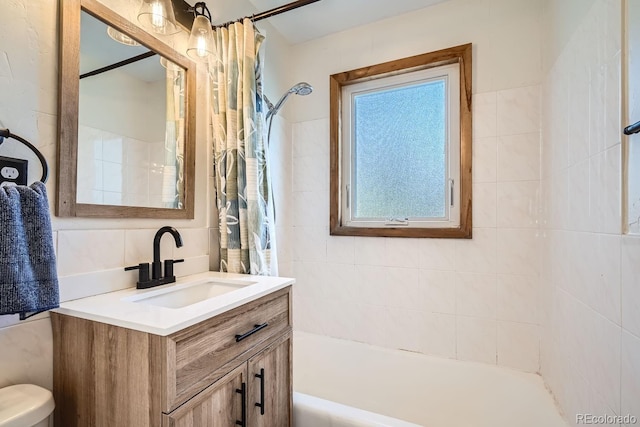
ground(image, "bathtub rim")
xmin=293 ymin=391 xmax=423 ymax=427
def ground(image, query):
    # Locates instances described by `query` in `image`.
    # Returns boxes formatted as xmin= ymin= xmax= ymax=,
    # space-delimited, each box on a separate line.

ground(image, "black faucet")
xmin=153 ymin=226 xmax=183 ymax=279
xmin=125 ymin=226 xmax=185 ymax=289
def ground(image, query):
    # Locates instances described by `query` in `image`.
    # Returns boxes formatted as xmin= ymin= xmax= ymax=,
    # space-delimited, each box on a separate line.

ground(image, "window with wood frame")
xmin=329 ymin=43 xmax=472 ymax=238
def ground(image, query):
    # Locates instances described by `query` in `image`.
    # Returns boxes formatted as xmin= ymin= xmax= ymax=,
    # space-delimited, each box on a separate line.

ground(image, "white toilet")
xmin=0 ymin=384 xmax=55 ymax=427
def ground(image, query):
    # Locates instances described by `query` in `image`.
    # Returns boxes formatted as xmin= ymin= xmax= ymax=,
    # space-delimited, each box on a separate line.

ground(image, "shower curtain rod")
xmin=173 ymin=0 xmax=322 ymax=30
xmin=250 ymin=0 xmax=322 ymax=22
xmin=79 ymin=51 xmax=156 ymax=80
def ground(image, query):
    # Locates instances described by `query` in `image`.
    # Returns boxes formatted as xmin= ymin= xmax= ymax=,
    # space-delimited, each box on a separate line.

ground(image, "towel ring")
xmin=0 ymin=128 xmax=49 ymax=184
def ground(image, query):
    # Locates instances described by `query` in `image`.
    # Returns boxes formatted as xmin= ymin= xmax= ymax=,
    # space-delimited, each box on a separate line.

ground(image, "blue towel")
xmin=0 ymin=182 xmax=59 ymax=316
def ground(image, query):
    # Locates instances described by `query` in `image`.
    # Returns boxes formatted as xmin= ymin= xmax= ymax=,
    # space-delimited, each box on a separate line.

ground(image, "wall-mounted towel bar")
xmin=624 ymin=120 xmax=640 ymax=135
xmin=0 ymin=129 xmax=49 ymax=184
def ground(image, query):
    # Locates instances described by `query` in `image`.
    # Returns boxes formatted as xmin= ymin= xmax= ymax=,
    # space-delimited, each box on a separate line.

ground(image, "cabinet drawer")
xmin=162 ymin=364 xmax=246 ymax=427
xmin=162 ymin=287 xmax=291 ymax=412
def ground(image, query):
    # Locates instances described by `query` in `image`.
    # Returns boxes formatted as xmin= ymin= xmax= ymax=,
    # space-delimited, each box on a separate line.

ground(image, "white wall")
xmin=288 ymin=0 xmax=544 ymax=373
xmin=540 ymin=0 xmax=597 ymax=74
xmin=0 ymin=0 xmax=212 ymax=391
xmin=540 ymin=0 xmax=640 ymax=424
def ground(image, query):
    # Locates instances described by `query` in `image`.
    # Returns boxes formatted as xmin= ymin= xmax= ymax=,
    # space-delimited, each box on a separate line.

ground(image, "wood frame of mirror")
xmin=57 ymin=0 xmax=196 ymax=219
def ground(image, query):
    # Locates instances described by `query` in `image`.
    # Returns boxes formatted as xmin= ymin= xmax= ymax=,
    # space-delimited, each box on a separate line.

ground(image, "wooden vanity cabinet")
xmin=52 ymin=286 xmax=292 ymax=427
xmin=247 ymin=336 xmax=292 ymax=427
xmin=163 ymin=334 xmax=291 ymax=427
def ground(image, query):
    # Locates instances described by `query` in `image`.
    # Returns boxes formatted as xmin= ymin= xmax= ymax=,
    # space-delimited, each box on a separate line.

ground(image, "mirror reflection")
xmin=77 ymin=11 xmax=185 ymax=209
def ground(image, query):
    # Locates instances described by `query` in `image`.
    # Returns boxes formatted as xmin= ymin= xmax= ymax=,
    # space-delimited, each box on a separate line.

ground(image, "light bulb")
xmin=187 ymin=14 xmax=215 ymax=61
xmin=151 ymin=1 xmax=166 ymax=30
xmin=137 ymin=0 xmax=178 ymax=35
xmin=197 ymin=33 xmax=207 ymax=57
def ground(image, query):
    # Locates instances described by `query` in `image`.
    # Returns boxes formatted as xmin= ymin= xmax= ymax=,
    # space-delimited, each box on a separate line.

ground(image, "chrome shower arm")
xmin=267 ymin=92 xmax=294 ymax=120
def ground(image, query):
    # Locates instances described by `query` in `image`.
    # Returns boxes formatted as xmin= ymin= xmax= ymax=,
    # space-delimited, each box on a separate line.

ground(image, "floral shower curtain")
xmin=162 ymin=65 xmax=185 ymax=208
xmin=209 ymin=19 xmax=277 ymax=275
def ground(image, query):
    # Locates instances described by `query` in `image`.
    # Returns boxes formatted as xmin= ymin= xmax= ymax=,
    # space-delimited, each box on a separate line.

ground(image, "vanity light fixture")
xmin=137 ymin=0 xmax=180 ymax=36
xmin=138 ymin=0 xmax=323 ymax=62
xmin=186 ymin=2 xmax=215 ymax=61
xmin=106 ymin=26 xmax=140 ymax=46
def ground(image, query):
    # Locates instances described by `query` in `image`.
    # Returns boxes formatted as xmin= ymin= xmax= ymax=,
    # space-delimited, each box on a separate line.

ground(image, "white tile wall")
xmin=497 ymin=229 xmax=540 ymax=276
xmin=622 ymin=237 xmax=640 ymax=337
xmin=473 ymin=94 xmax=498 ymax=140
xmin=455 ymin=273 xmax=496 ymax=319
xmin=497 ymin=86 xmax=541 ymax=136
xmin=472 ymin=183 xmax=497 ymax=228
xmin=496 ymin=274 xmax=538 ymax=324
xmin=496 ymin=181 xmax=540 ymax=228
xmin=457 ymin=316 xmax=497 ymax=364
xmin=125 ymin=229 xmax=177 ymax=265
xmin=473 ymin=137 xmax=498 ymax=183
xmin=497 ymin=321 xmax=540 ymax=372
xmin=622 ymin=331 xmax=640 ymax=426
xmin=420 ymin=270 xmax=456 ymax=314
xmin=289 ymin=0 xmax=543 ymax=373
xmin=57 ymin=230 xmax=126 ymax=276
xmin=455 ymin=228 xmax=498 ymax=274
xmin=419 ymin=239 xmax=456 ymax=271
xmin=497 ymin=133 xmax=541 ymax=182
xmin=422 ymin=312 xmax=457 ymax=358
xmin=540 ymin=0 xmax=639 ymax=424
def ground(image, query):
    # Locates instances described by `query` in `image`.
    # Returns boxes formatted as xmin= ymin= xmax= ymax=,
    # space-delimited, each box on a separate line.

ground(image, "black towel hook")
xmin=0 ymin=128 xmax=49 ymax=184
xmin=624 ymin=120 xmax=640 ymax=136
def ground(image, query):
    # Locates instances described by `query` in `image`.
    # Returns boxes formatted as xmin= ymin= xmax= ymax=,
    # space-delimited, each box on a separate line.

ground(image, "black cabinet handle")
xmin=255 ymin=368 xmax=265 ymax=415
xmin=624 ymin=120 xmax=640 ymax=135
xmin=235 ymin=382 xmax=246 ymax=427
xmin=235 ymin=323 xmax=269 ymax=342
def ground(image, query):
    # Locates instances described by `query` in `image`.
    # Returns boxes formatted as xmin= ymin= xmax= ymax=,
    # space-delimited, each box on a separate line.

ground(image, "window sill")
xmin=329 ymin=224 xmax=472 ymax=239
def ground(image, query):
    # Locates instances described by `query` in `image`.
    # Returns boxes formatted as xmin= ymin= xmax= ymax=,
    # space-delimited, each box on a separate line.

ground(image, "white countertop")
xmin=53 ymin=271 xmax=295 ymax=336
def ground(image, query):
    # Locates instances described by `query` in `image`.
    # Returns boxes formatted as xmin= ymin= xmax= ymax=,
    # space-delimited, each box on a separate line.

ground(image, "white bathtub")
xmin=293 ymin=332 xmax=568 ymax=427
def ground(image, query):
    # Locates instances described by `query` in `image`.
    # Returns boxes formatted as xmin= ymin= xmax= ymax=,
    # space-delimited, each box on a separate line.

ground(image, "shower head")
xmin=291 ymin=82 xmax=313 ymax=96
xmin=265 ymin=82 xmax=313 ymax=120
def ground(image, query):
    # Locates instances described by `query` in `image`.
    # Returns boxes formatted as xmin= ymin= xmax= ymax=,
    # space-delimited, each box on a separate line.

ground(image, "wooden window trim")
xmin=329 ymin=43 xmax=473 ymax=238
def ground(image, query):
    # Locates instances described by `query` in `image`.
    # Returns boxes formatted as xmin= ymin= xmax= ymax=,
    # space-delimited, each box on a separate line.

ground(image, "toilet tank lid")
xmin=0 ymin=384 xmax=55 ymax=427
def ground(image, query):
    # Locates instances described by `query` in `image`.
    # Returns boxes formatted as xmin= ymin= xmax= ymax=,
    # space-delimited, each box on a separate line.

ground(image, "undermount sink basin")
xmin=125 ymin=280 xmax=255 ymax=309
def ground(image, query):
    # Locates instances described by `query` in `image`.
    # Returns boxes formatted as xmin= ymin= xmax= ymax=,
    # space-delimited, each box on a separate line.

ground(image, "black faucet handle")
xmin=163 ymin=259 xmax=184 ymax=279
xmin=124 ymin=263 xmax=150 ymax=283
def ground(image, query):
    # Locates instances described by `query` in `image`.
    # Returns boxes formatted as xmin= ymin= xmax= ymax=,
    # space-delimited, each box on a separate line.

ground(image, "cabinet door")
xmin=163 ymin=364 xmax=247 ymax=427
xmin=248 ymin=335 xmax=292 ymax=427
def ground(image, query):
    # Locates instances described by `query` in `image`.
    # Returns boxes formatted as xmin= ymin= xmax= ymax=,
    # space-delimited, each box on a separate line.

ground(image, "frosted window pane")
xmin=353 ymin=79 xmax=446 ymax=219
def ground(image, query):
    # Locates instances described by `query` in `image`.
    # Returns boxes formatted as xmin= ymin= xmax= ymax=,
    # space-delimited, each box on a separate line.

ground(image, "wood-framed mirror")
xmin=57 ymin=0 xmax=196 ymax=219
